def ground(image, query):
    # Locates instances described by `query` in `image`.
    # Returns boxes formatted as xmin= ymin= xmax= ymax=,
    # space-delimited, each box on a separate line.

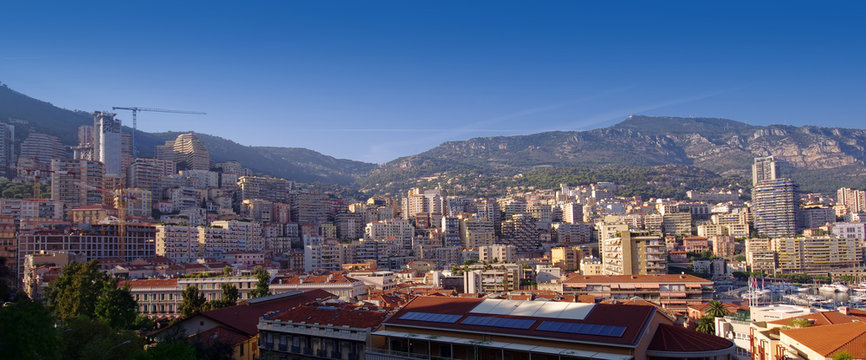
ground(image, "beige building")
xmin=157 ymin=132 xmax=211 ymax=170
xmin=745 ymin=238 xmax=776 ymax=273
xmin=773 ymin=236 xmax=861 ymax=272
xmin=478 ymin=244 xmax=515 ymax=263
xmin=550 ymin=246 xmax=583 ymax=272
xmin=459 ymin=215 xmax=495 ymax=248
xmin=602 ymin=231 xmax=666 ymax=275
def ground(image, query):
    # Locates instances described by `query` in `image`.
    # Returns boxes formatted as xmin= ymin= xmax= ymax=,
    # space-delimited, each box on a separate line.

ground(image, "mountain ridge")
xmin=3 ymin=83 xmax=865 ymax=194
xmin=0 ymin=83 xmax=375 ymax=185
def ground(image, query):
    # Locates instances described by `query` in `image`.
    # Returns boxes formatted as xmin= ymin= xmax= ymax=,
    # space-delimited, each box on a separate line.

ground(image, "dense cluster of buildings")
xmin=4 ymin=113 xmax=866 ymax=359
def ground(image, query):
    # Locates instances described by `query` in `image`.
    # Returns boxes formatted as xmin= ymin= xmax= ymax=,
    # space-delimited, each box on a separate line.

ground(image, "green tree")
xmin=0 ymin=299 xmax=60 ymax=360
xmin=179 ymin=285 xmax=207 ymax=318
xmin=695 ymin=315 xmax=715 ymax=334
xmin=223 ymin=265 xmax=233 ymax=276
xmin=248 ymin=269 xmax=270 ymax=298
xmin=206 ymin=283 xmax=239 ymax=310
xmin=705 ymin=301 xmax=729 ymax=318
xmin=831 ymin=351 xmax=853 ymax=360
xmin=94 ymin=280 xmax=138 ymax=329
xmin=789 ymin=318 xmax=812 ymax=328
xmin=45 ymin=260 xmax=107 ymax=321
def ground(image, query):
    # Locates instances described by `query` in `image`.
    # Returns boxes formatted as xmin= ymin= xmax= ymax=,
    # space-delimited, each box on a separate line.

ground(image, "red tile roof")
xmin=648 ymin=323 xmax=733 ymax=352
xmin=767 ymin=309 xmax=866 ymax=326
xmin=199 ymin=289 xmax=335 ymax=336
xmin=189 ymin=326 xmax=249 ymax=346
xmin=781 ymin=322 xmax=866 ymax=358
xmin=272 ymin=305 xmax=387 ymax=329
xmin=386 ymin=296 xmax=656 ymax=346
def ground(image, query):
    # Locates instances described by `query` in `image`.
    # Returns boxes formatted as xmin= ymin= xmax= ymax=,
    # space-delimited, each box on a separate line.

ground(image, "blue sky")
xmin=1 ymin=1 xmax=864 ymax=163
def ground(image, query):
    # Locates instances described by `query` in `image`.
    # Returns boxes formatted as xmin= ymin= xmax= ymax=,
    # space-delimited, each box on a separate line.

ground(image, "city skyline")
xmin=2 ymin=2 xmax=865 ymax=163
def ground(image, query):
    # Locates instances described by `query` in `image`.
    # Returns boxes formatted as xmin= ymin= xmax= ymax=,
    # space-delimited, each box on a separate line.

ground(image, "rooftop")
xmin=563 ymin=274 xmax=712 ymax=284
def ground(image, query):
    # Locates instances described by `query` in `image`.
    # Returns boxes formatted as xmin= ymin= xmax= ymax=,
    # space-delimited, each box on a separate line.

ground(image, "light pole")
xmin=102 ymin=340 xmax=131 ymax=360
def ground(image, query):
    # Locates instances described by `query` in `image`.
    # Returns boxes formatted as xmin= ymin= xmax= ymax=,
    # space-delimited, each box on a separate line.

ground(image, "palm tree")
xmin=705 ymin=301 xmax=729 ymax=318
xmin=696 ymin=315 xmax=715 ymax=334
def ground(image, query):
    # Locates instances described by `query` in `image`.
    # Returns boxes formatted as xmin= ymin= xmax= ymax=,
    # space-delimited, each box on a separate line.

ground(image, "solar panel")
xmin=536 ymin=321 xmax=626 ymax=337
xmin=461 ymin=316 xmax=535 ymax=329
xmin=399 ymin=311 xmax=462 ymax=323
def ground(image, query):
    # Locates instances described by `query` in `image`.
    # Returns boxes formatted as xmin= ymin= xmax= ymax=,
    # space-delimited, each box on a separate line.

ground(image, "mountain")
xmin=362 ymin=115 xmax=866 ymax=194
xmin=0 ymin=83 xmax=375 ymax=185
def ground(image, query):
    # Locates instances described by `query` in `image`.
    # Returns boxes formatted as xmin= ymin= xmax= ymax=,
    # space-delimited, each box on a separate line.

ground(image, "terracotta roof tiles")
xmin=649 ymin=323 xmax=733 ymax=352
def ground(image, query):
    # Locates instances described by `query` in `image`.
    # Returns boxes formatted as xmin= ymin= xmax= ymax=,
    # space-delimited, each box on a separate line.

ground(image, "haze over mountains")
xmin=2 ymin=83 xmax=865 ymax=194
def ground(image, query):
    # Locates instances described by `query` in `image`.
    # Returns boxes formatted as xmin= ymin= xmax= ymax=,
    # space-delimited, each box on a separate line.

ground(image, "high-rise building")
xmin=441 ymin=216 xmax=461 ymax=247
xmin=157 ymin=132 xmax=211 ymax=170
xmin=601 ymin=231 xmax=666 ymax=275
xmin=19 ymin=132 xmax=67 ymax=168
xmin=93 ymin=112 xmax=123 ymax=177
xmin=459 ymin=216 xmax=495 ymax=248
xmin=50 ymin=159 xmax=104 ymax=208
xmin=745 ymin=238 xmax=775 ymax=273
xmin=837 ymin=187 xmax=866 ymax=214
xmin=0 ymin=123 xmax=13 ymax=179
xmin=561 ymin=202 xmax=582 ymax=224
xmin=752 ymin=178 xmax=798 ymax=238
xmin=117 ymin=188 xmax=152 ymax=218
xmin=752 ymin=156 xmax=778 ymax=186
xmin=127 ymin=158 xmax=176 ymax=198
xmin=290 ymin=192 xmax=331 ymax=225
xmin=238 ymin=176 xmax=292 ymax=203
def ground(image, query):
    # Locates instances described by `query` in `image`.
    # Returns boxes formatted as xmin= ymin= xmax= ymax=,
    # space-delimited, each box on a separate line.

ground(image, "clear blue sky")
xmin=1 ymin=1 xmax=864 ymax=163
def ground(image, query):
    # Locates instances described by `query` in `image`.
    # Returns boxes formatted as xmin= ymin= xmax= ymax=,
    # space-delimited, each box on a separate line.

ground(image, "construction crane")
xmin=111 ymin=107 xmax=206 ymax=156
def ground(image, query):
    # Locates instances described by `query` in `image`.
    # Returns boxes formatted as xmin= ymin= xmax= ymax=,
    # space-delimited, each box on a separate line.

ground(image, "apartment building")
xmin=601 ymin=232 xmax=666 ymax=275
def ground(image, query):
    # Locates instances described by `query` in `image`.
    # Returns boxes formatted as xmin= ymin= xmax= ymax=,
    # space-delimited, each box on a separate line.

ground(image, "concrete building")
xmin=290 ymin=192 xmax=331 ymax=225
xmin=19 ymin=132 xmax=67 ymax=168
xmin=745 ymin=238 xmax=776 ymax=273
xmin=772 ymin=236 xmax=861 ymax=272
xmin=832 ymin=222 xmax=866 ymax=240
xmin=752 ymin=155 xmax=778 ymax=186
xmin=800 ymin=207 xmax=836 ymax=229
xmin=478 ymin=244 xmax=516 ymax=263
xmin=550 ymin=246 xmax=583 ymax=272
xmin=93 ymin=112 xmax=123 ymax=177
xmin=237 ymin=176 xmax=292 ymax=204
xmin=662 ymin=212 xmax=692 ymax=236
xmin=155 ymin=224 xmax=199 ymax=263
xmin=601 ymin=232 xmax=666 ymax=275
xmin=563 ymin=274 xmax=714 ymax=313
xmin=116 ymin=188 xmax=152 ymax=218
xmin=0 ymin=122 xmax=14 ymax=179
xmin=837 ymin=187 xmax=866 ymax=214
xmin=752 ymin=178 xmax=798 ymax=238
xmin=711 ymin=235 xmax=736 ymax=259
xmin=49 ymin=159 xmax=104 ymax=208
xmin=258 ymin=303 xmax=387 ymax=360
xmin=459 ymin=216 xmax=495 ymax=248
xmin=16 ymin=224 xmax=156 ymax=275
xmin=127 ymin=158 xmax=176 ymax=198
xmin=370 ymin=295 xmax=733 ymax=360
xmin=158 ymin=132 xmax=211 ymax=170
xmin=552 ymin=222 xmax=592 ymax=244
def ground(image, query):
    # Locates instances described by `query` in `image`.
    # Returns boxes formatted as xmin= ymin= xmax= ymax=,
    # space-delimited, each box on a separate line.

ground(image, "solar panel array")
xmin=536 ymin=321 xmax=626 ymax=337
xmin=461 ymin=316 xmax=535 ymax=329
xmin=398 ymin=312 xmax=462 ymax=323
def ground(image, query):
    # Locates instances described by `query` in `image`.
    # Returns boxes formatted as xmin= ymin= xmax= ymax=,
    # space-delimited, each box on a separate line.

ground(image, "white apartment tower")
xmin=93 ymin=112 xmax=123 ymax=177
